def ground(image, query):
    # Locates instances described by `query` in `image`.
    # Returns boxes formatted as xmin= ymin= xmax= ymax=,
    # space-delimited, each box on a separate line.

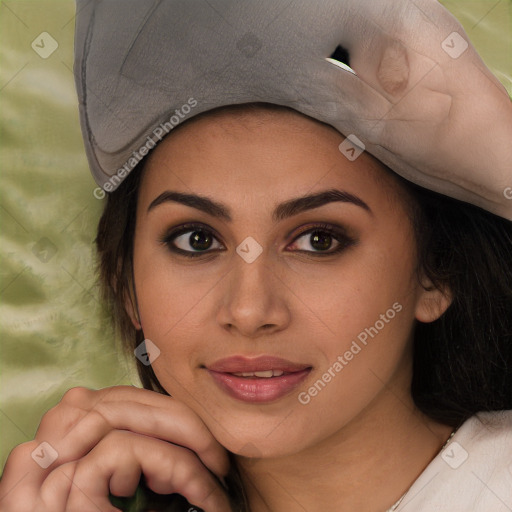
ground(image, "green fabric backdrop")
xmin=1 ymin=0 xmax=511 ymax=474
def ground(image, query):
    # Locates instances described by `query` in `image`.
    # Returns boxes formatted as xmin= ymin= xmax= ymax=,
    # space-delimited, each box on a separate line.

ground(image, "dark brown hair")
xmin=96 ymin=103 xmax=512 ymax=511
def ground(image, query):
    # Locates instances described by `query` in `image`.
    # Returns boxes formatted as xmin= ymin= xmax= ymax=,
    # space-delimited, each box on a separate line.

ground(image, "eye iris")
xmin=310 ymin=230 xmax=332 ymax=251
xmin=189 ymin=230 xmax=212 ymax=251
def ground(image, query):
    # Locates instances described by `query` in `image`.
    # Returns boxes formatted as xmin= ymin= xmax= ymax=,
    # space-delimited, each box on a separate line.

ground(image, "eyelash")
xmin=159 ymin=222 xmax=356 ymax=259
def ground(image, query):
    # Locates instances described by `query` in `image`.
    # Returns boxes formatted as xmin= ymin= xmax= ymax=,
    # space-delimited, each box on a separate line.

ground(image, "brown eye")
xmin=288 ymin=224 xmax=355 ymax=255
xmin=160 ymin=223 xmax=224 ymax=257
xmin=176 ymin=230 xmax=215 ymax=251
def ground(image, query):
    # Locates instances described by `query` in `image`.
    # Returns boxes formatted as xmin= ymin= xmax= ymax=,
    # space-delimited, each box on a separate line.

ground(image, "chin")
xmin=207 ymin=417 xmax=313 ymax=459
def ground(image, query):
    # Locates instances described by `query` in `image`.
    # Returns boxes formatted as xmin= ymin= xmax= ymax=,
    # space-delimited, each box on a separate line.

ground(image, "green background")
xmin=1 ymin=0 xmax=511 ymax=471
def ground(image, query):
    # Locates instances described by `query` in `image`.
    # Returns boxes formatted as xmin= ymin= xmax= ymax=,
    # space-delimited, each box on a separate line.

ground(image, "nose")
xmin=216 ymin=249 xmax=291 ymax=338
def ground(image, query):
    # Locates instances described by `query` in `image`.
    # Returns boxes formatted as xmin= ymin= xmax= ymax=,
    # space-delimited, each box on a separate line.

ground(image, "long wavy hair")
xmin=95 ymin=103 xmax=512 ymax=512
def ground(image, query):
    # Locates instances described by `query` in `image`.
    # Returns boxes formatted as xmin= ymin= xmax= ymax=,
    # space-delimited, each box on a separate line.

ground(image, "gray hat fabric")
xmin=73 ymin=0 xmax=512 ymax=220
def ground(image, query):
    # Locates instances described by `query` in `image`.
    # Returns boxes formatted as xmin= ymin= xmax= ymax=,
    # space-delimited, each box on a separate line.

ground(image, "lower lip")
xmin=207 ymin=369 xmax=311 ymax=403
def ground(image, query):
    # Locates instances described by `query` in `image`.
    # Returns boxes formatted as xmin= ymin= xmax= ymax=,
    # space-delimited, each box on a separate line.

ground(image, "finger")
xmin=38 ymin=460 xmax=121 ymax=512
xmin=0 ymin=456 xmax=92 ymax=512
xmin=0 ymin=440 xmax=55 ymax=502
xmin=35 ymin=386 xmax=229 ymax=478
xmin=64 ymin=431 xmax=231 ymax=512
xmin=93 ymin=396 xmax=229 ymax=476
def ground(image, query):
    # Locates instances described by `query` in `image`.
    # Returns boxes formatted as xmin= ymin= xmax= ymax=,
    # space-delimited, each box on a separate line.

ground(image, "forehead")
xmin=137 ymin=105 xmax=407 ymax=215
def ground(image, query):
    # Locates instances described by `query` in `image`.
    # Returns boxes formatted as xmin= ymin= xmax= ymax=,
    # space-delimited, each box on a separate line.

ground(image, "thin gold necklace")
xmin=385 ymin=428 xmax=457 ymax=512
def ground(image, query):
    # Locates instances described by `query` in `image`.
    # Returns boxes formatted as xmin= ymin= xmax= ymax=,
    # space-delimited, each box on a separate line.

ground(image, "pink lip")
xmin=206 ymin=356 xmax=312 ymax=403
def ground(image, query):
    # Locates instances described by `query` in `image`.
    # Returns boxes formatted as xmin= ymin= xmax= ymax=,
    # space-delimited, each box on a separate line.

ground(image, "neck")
xmin=235 ymin=372 xmax=454 ymax=512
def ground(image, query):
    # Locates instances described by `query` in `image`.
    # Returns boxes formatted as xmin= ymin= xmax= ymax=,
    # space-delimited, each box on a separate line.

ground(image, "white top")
xmin=395 ymin=410 xmax=512 ymax=511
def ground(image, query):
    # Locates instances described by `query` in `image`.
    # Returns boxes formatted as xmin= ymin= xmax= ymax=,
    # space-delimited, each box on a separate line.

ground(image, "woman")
xmin=1 ymin=1 xmax=511 ymax=511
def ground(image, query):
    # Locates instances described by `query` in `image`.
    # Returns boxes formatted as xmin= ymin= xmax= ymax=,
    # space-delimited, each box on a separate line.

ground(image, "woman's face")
xmin=129 ymin=107 xmax=448 ymax=458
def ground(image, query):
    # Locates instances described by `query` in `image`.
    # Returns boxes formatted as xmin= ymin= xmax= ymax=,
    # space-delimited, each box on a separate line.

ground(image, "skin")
xmin=0 ymin=386 xmax=231 ymax=512
xmin=0 ymin=107 xmax=454 ymax=512
xmin=128 ymin=107 xmax=454 ymax=511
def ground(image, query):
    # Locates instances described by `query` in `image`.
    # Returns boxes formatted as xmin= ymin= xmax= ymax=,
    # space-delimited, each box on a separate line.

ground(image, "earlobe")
xmin=415 ymin=275 xmax=453 ymax=323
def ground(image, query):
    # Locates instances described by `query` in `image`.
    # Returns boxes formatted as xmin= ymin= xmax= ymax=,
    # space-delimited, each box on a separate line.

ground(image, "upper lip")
xmin=206 ymin=356 xmax=311 ymax=373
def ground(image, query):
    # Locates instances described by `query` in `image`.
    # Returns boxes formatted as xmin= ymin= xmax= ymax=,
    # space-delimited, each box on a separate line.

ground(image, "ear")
xmin=415 ymin=274 xmax=453 ymax=323
xmin=124 ymin=282 xmax=142 ymax=330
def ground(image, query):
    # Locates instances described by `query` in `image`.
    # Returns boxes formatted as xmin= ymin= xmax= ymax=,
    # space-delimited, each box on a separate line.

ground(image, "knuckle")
xmin=37 ymin=403 xmax=62 ymax=432
xmin=196 ymin=430 xmax=218 ymax=454
xmin=6 ymin=440 xmax=39 ymax=464
xmin=146 ymin=446 xmax=198 ymax=489
xmin=60 ymin=386 xmax=93 ymax=405
xmin=175 ymin=453 xmax=203 ymax=481
xmin=38 ymin=402 xmax=85 ymax=438
xmin=185 ymin=475 xmax=217 ymax=503
xmin=154 ymin=445 xmax=184 ymax=474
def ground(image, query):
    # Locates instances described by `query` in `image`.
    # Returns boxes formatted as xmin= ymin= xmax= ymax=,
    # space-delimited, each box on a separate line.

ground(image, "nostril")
xmin=329 ymin=44 xmax=350 ymax=67
xmin=326 ymin=44 xmax=356 ymax=75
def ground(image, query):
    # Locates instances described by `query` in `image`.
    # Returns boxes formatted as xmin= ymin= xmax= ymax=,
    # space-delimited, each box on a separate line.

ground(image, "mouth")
xmin=230 ymin=369 xmax=287 ymax=378
xmin=205 ymin=356 xmax=312 ymax=403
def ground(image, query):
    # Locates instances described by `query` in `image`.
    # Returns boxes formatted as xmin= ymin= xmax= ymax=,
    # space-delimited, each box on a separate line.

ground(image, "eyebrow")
xmin=147 ymin=188 xmax=372 ymax=221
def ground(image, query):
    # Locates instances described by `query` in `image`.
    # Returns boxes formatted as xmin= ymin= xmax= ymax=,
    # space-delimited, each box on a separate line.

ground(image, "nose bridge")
xmin=218 ymin=239 xmax=290 ymax=334
xmin=231 ymin=242 xmax=275 ymax=306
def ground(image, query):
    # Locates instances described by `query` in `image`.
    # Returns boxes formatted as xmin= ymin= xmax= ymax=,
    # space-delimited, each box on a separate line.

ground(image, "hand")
xmin=0 ymin=386 xmax=232 ymax=512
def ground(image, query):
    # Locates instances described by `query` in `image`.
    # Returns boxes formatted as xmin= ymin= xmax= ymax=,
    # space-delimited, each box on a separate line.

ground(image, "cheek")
xmin=298 ymin=237 xmax=418 ymax=412
xmin=132 ymin=246 xmax=216 ymax=385
xmin=288 ymin=229 xmax=418 ymax=349
xmin=136 ymin=266 xmax=208 ymax=339
xmin=133 ymin=222 xmax=223 ymax=333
